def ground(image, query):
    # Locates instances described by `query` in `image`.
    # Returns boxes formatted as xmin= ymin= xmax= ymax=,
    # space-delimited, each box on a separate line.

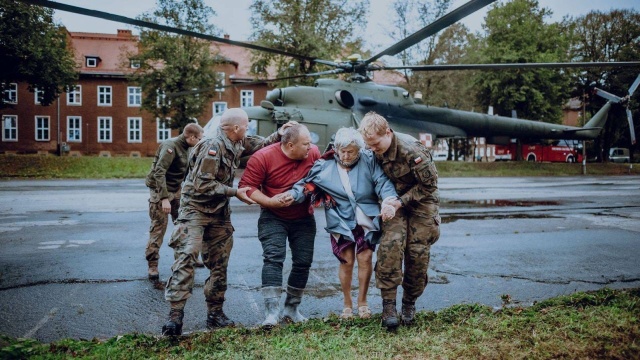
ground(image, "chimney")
xmin=117 ymin=29 xmax=132 ymax=37
xmin=224 ymin=34 xmax=230 ymax=40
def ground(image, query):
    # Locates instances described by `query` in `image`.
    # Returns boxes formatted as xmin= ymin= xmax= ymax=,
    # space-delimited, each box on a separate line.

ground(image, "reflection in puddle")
xmin=441 ymin=213 xmax=558 ymax=224
xmin=443 ymin=199 xmax=562 ymax=207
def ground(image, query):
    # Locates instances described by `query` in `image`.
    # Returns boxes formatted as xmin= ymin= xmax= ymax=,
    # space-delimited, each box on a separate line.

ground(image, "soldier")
xmin=161 ymin=108 xmax=293 ymax=336
xmin=358 ymin=111 xmax=440 ymax=330
xmin=145 ymin=122 xmax=204 ymax=281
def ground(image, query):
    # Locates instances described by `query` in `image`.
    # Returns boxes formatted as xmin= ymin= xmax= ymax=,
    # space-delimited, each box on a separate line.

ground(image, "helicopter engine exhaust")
xmin=335 ymin=90 xmax=355 ymax=108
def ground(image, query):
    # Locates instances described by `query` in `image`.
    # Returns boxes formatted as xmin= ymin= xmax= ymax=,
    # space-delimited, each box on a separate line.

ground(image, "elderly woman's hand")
xmin=269 ymin=192 xmax=295 ymax=208
xmin=380 ymin=203 xmax=396 ymax=221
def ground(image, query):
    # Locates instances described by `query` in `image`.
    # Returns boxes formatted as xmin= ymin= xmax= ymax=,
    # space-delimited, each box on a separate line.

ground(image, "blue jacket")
xmin=290 ymin=149 xmax=398 ymax=244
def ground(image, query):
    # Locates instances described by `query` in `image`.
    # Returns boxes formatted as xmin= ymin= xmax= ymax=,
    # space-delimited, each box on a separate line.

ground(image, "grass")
xmin=1 ymin=154 xmax=638 ymax=179
xmin=1 ymin=287 xmax=638 ymax=359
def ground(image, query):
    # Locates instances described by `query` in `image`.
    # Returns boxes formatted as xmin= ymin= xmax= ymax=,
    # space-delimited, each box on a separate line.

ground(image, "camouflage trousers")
xmin=375 ymin=203 xmax=440 ymax=302
xmin=164 ymin=212 xmax=234 ymax=312
xmin=144 ymin=189 xmax=180 ymax=263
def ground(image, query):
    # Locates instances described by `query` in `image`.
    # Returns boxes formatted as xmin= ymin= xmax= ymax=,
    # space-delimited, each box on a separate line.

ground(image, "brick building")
xmin=0 ymin=30 xmax=270 ymax=157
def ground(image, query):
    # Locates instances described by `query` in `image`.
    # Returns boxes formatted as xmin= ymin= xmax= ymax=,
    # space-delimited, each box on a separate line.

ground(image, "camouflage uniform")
xmin=164 ymin=128 xmax=280 ymax=312
xmin=375 ymin=131 xmax=440 ymax=302
xmin=145 ymin=134 xmax=191 ymax=265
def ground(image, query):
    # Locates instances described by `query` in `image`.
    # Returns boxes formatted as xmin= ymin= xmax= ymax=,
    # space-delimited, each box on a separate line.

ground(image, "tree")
xmin=129 ymin=0 xmax=221 ymax=130
xmin=568 ymin=9 xmax=640 ymax=160
xmin=248 ymin=0 xmax=369 ymax=86
xmin=0 ymin=0 xmax=77 ymax=108
xmin=474 ymin=0 xmax=572 ymax=123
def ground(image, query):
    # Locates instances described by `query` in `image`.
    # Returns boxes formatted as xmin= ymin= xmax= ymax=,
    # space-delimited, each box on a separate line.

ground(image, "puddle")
xmin=441 ymin=213 xmax=558 ymax=224
xmin=443 ymin=199 xmax=561 ymax=208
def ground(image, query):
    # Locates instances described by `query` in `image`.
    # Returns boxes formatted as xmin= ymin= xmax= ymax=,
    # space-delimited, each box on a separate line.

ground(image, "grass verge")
xmin=1 ymin=154 xmax=638 ymax=178
xmin=1 ymin=287 xmax=638 ymax=359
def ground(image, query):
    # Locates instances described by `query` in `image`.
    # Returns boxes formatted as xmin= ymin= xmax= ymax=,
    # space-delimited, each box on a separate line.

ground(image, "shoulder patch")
xmin=208 ymin=148 xmax=217 ymax=156
xmin=167 ymin=148 xmax=173 ymax=154
xmin=414 ymin=156 xmax=423 ymax=164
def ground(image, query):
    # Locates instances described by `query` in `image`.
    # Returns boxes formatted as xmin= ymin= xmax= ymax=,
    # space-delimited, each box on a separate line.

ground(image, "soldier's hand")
xmin=382 ymin=196 xmax=402 ymax=211
xmin=278 ymin=121 xmax=300 ymax=136
xmin=380 ymin=203 xmax=396 ymax=221
xmin=161 ymin=198 xmax=171 ymax=214
xmin=236 ymin=187 xmax=256 ymax=205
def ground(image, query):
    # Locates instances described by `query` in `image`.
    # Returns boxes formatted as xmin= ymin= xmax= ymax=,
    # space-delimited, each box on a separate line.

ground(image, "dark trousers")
xmin=258 ymin=209 xmax=316 ymax=289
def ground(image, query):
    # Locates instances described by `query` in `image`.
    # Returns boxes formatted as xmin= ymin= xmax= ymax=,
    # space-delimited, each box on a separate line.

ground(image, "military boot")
xmin=206 ymin=310 xmax=235 ymax=329
xmin=381 ymin=299 xmax=399 ymax=330
xmin=161 ymin=308 xmax=184 ymax=336
xmin=401 ymin=300 xmax=416 ymax=325
xmin=148 ymin=261 xmax=159 ymax=281
xmin=262 ymin=286 xmax=281 ymax=328
xmin=281 ymin=286 xmax=307 ymax=323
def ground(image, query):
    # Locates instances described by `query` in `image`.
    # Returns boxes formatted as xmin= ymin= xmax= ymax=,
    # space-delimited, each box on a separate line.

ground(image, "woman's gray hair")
xmin=333 ymin=127 xmax=365 ymax=150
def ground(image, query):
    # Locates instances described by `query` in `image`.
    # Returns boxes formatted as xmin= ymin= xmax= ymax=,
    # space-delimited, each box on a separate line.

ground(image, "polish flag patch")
xmin=414 ymin=157 xmax=423 ymax=164
xmin=167 ymin=148 xmax=173 ymax=154
xmin=208 ymin=148 xmax=217 ymax=156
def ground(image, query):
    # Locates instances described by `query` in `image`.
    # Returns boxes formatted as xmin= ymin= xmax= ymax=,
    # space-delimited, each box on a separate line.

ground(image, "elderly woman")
xmin=288 ymin=127 xmax=398 ymax=319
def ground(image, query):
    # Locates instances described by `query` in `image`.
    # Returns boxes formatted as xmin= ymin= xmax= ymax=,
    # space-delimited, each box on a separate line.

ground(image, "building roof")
xmin=68 ymin=29 xmax=138 ymax=75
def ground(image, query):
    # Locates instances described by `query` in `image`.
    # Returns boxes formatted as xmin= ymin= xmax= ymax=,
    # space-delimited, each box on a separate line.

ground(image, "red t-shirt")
xmin=239 ymin=142 xmax=321 ymax=220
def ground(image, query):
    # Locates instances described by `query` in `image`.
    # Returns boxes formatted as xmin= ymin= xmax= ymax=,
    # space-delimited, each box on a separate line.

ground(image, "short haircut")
xmin=281 ymin=123 xmax=309 ymax=144
xmin=220 ymin=108 xmax=249 ymax=128
xmin=358 ymin=111 xmax=389 ymax=138
xmin=333 ymin=127 xmax=364 ymax=150
xmin=183 ymin=123 xmax=203 ymax=137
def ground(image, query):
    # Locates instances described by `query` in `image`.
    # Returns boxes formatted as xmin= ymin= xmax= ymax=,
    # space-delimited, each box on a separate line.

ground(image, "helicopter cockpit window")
xmin=335 ymin=90 xmax=354 ymax=109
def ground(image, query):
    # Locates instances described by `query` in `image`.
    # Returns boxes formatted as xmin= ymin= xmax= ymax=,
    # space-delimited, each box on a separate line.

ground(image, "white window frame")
xmin=86 ymin=57 xmax=97 ymax=67
xmin=97 ymin=116 xmax=112 ymax=143
xmin=67 ymin=85 xmax=82 ymax=106
xmin=157 ymin=118 xmax=170 ymax=142
xmin=3 ymin=83 xmax=18 ymax=104
xmin=34 ymin=88 xmax=45 ymax=105
xmin=127 ymin=87 xmax=142 ymax=107
xmin=67 ymin=116 xmax=82 ymax=142
xmin=130 ymin=59 xmax=141 ymax=69
xmin=213 ymin=102 xmax=227 ymax=115
xmin=241 ymin=90 xmax=254 ymax=108
xmin=35 ymin=116 xmax=50 ymax=141
xmin=128 ymin=117 xmax=142 ymax=143
xmin=98 ymin=86 xmax=112 ymax=106
xmin=156 ymin=89 xmax=170 ymax=107
xmin=2 ymin=115 xmax=18 ymax=141
xmin=215 ymin=72 xmax=226 ymax=92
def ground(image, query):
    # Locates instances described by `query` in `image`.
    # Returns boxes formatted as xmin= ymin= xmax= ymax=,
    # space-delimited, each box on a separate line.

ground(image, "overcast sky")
xmin=53 ymin=0 xmax=639 ymax=51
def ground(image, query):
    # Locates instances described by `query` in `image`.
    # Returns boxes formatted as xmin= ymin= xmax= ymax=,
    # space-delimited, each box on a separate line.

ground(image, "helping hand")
xmin=236 ymin=187 xmax=257 ymax=205
xmin=380 ymin=203 xmax=396 ymax=222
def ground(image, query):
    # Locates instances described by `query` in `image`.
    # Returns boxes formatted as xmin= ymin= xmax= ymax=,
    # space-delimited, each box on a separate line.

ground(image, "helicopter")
xmin=20 ymin=0 xmax=640 ymax=152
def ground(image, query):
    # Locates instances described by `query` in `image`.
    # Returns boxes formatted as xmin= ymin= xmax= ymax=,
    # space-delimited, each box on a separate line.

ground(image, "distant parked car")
xmin=609 ymin=147 xmax=630 ymax=163
xmin=432 ymin=152 xmax=448 ymax=161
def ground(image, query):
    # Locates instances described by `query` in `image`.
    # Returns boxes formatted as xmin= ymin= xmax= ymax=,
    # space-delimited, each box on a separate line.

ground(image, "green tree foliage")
xmin=249 ymin=0 xmax=369 ymax=86
xmin=568 ymin=9 xmax=640 ymax=157
xmin=0 ymin=0 xmax=77 ymax=108
xmin=129 ymin=0 xmax=221 ymax=130
xmin=474 ymin=0 xmax=571 ymax=123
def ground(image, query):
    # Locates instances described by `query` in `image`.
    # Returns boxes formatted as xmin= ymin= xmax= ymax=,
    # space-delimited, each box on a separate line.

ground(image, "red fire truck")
xmin=494 ymin=140 xmax=583 ymax=163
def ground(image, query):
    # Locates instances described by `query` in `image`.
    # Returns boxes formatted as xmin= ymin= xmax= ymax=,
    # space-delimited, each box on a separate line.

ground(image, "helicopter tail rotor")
xmin=592 ymin=74 xmax=640 ymax=145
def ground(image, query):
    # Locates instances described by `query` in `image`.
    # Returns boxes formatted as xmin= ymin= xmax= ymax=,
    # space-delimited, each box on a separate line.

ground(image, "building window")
xmin=213 ymin=102 xmax=227 ymax=115
xmin=156 ymin=89 xmax=170 ymax=107
xmin=215 ymin=72 xmax=225 ymax=92
xmin=67 ymin=85 xmax=81 ymax=105
xmin=35 ymin=116 xmax=50 ymax=141
xmin=241 ymin=90 xmax=254 ymax=107
xmin=3 ymin=83 xmax=18 ymax=104
xmin=67 ymin=116 xmax=81 ymax=142
xmin=130 ymin=59 xmax=141 ymax=69
xmin=128 ymin=87 xmax=142 ymax=107
xmin=98 ymin=86 xmax=112 ymax=106
xmin=34 ymin=88 xmax=45 ymax=105
xmin=98 ymin=116 xmax=112 ymax=142
xmin=128 ymin=117 xmax=142 ymax=143
xmin=2 ymin=115 xmax=17 ymax=141
xmin=157 ymin=118 xmax=170 ymax=142
xmin=86 ymin=57 xmax=98 ymax=67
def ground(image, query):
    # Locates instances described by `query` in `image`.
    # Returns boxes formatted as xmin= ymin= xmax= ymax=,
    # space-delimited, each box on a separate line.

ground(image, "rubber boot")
xmin=401 ymin=300 xmax=416 ymax=326
xmin=381 ymin=299 xmax=399 ymax=330
xmin=281 ymin=286 xmax=307 ymax=323
xmin=261 ymin=286 xmax=282 ymax=328
xmin=161 ymin=308 xmax=184 ymax=336
xmin=148 ymin=261 xmax=159 ymax=281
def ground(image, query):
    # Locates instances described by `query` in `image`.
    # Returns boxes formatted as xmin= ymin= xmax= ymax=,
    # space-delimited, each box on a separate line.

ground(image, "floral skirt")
xmin=330 ymin=225 xmax=376 ymax=264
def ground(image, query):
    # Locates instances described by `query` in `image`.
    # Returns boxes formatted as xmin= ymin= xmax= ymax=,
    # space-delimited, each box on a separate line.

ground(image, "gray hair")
xmin=334 ymin=127 xmax=364 ymax=150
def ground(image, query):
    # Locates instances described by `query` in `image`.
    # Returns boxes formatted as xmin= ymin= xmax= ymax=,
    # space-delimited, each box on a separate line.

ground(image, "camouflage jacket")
xmin=145 ymin=134 xmax=191 ymax=199
xmin=376 ymin=131 xmax=439 ymax=208
xmin=179 ymin=128 xmax=281 ymax=215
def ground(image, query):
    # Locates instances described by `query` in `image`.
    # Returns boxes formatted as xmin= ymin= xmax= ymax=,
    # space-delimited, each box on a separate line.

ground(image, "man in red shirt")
xmin=239 ymin=124 xmax=321 ymax=327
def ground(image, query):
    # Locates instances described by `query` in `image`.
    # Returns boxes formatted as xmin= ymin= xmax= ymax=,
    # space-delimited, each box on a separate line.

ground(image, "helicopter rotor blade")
xmin=627 ymin=108 xmax=637 ymax=145
xmin=16 ymin=0 xmax=316 ymax=63
xmin=382 ymin=61 xmax=640 ymax=71
xmin=628 ymin=74 xmax=640 ymax=96
xmin=593 ymin=88 xmax=623 ymax=103
xmin=365 ymin=0 xmax=497 ymax=64
xmin=167 ymin=74 xmax=311 ymax=97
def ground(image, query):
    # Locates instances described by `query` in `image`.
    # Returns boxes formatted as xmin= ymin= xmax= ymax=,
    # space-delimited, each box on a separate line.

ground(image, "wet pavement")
xmin=0 ymin=175 xmax=639 ymax=342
